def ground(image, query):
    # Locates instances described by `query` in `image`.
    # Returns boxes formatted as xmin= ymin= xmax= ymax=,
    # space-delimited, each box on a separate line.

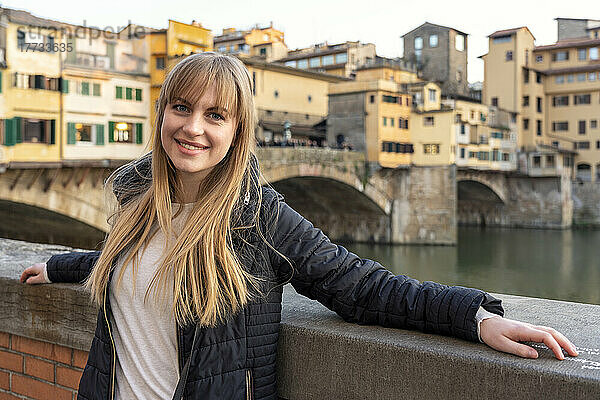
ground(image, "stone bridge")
xmin=0 ymin=148 xmax=573 ymax=247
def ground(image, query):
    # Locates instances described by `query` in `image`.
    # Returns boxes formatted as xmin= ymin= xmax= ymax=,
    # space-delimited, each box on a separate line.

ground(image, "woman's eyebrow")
xmin=207 ymin=106 xmax=229 ymax=116
xmin=172 ymin=97 xmax=191 ymax=106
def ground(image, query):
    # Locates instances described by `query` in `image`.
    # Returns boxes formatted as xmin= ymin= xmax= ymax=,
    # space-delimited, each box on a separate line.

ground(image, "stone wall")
xmin=326 ymin=92 xmax=366 ymax=151
xmin=572 ymin=182 xmax=600 ymax=227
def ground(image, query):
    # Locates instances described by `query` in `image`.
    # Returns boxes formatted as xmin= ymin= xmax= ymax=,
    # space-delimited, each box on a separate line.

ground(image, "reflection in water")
xmin=343 ymin=227 xmax=600 ymax=305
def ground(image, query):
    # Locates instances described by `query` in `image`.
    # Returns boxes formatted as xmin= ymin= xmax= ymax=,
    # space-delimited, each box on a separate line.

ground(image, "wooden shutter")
xmin=116 ymin=87 xmax=122 ymax=99
xmin=126 ymin=87 xmax=132 ymax=100
xmin=96 ymin=124 xmax=104 ymax=145
xmin=50 ymin=120 xmax=56 ymax=144
xmin=135 ymin=88 xmax=142 ymax=101
xmin=15 ymin=117 xmax=22 ymax=143
xmin=0 ymin=70 xmax=2 ymax=93
xmin=67 ymin=122 xmax=76 ymax=144
xmin=108 ymin=121 xmax=115 ymax=142
xmin=62 ymin=79 xmax=69 ymax=93
xmin=135 ymin=123 xmax=143 ymax=144
xmin=4 ymin=119 xmax=14 ymax=146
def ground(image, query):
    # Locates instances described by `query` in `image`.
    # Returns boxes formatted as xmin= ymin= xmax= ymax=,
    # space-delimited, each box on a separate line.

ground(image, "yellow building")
xmin=148 ymin=20 xmax=213 ymax=128
xmin=0 ymin=8 xmax=62 ymax=165
xmin=480 ymin=20 xmax=599 ymax=180
xmin=214 ymin=24 xmax=288 ymax=62
xmin=241 ymin=56 xmax=347 ymax=145
xmin=328 ymin=60 xmax=416 ymax=167
xmin=278 ymin=41 xmax=376 ymax=77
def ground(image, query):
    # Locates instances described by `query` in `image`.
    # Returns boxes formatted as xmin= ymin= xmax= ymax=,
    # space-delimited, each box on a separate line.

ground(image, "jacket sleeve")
xmin=46 ymin=251 xmax=101 ymax=284
xmin=266 ymin=191 xmax=504 ymax=343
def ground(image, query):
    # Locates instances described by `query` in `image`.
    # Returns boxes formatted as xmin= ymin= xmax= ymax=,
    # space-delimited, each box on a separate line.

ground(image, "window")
xmin=552 ymin=51 xmax=569 ymax=61
xmin=382 ymin=95 xmax=399 ymax=103
xmin=536 ymin=55 xmax=543 ymax=63
xmin=80 ymin=81 xmax=89 ymax=96
xmin=552 ymin=121 xmax=568 ymax=131
xmin=423 ymin=144 xmax=440 ymax=154
xmin=274 ymin=90 xmax=279 ymax=98
xmin=552 ymin=141 xmax=559 ymax=148
xmin=108 ymin=121 xmax=142 ymax=143
xmin=536 ymin=72 xmax=542 ymax=83
xmin=125 ymin=87 xmax=133 ymax=100
xmin=383 ymin=117 xmax=387 ymax=126
xmin=491 ymin=97 xmax=498 ymax=107
xmin=307 ymin=95 xmax=312 ymax=103
xmin=532 ymin=155 xmax=542 ymax=168
xmin=156 ymin=57 xmax=165 ymax=70
xmin=390 ymin=118 xmax=394 ymax=127
xmin=309 ymin=57 xmax=320 ymax=68
xmin=555 ymin=75 xmax=564 ymax=84
xmin=574 ymin=94 xmax=591 ymax=105
xmin=428 ymin=88 xmax=436 ymax=102
xmin=455 ymin=35 xmax=464 ymax=51
xmin=424 ymin=116 xmax=435 ymax=126
xmin=335 ymin=53 xmax=348 ymax=64
xmin=116 ymin=86 xmax=123 ymax=99
xmin=460 ymin=148 xmax=465 ymax=158
xmin=576 ymin=141 xmax=590 ymax=150
xmin=578 ymin=48 xmax=587 ymax=60
xmin=134 ymin=88 xmax=141 ymax=101
xmin=93 ymin=83 xmax=101 ymax=96
xmin=536 ymin=97 xmax=542 ymax=113
xmin=588 ymin=72 xmax=597 ymax=82
xmin=493 ymin=35 xmax=512 ymax=44
xmin=259 ymin=47 xmax=267 ymax=56
xmin=456 ymin=70 xmax=463 ymax=82
xmin=567 ymin=74 xmax=574 ymax=83
xmin=506 ymin=51 xmax=513 ymax=61
xmin=579 ymin=120 xmax=586 ymax=135
xmin=478 ymin=151 xmax=490 ymax=161
xmin=523 ymin=69 xmax=529 ymax=83
xmin=553 ymin=96 xmax=569 ymax=107
xmin=284 ymin=60 xmax=296 ymax=67
xmin=536 ymin=120 xmax=542 ymax=136
xmin=592 ymin=120 xmax=598 ymax=129
xmin=522 ymin=96 xmax=530 ymax=106
xmin=577 ymin=73 xmax=586 ymax=82
xmin=523 ymin=118 xmax=529 ymax=130
xmin=429 ymin=34 xmax=438 ymax=48
xmin=322 ymin=55 xmax=334 ymax=66
xmin=297 ymin=59 xmax=308 ymax=69
xmin=369 ymin=95 xmax=375 ymax=103
xmin=414 ymin=37 xmax=423 ymax=50
xmin=590 ymin=47 xmax=599 ymax=60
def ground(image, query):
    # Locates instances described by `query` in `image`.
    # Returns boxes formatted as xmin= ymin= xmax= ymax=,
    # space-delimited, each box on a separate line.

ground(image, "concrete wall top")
xmin=1 ymin=238 xmax=599 ymax=399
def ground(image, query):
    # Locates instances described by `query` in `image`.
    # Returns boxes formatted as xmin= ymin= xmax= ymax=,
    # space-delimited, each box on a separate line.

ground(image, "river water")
xmin=343 ymin=227 xmax=600 ymax=306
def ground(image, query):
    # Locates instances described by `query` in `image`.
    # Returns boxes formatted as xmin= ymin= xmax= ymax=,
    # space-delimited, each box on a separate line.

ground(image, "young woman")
xmin=20 ymin=52 xmax=578 ymax=400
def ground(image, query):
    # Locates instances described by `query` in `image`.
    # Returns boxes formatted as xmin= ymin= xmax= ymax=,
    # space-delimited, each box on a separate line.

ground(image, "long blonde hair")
xmin=84 ymin=53 xmax=271 ymax=327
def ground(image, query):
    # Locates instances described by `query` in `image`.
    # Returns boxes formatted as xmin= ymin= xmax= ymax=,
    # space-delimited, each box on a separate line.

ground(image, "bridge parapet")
xmin=1 ymin=238 xmax=599 ymax=399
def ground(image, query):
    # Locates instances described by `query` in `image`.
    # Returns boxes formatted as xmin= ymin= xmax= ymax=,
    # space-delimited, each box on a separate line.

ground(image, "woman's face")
xmin=161 ymin=84 xmax=236 ymax=185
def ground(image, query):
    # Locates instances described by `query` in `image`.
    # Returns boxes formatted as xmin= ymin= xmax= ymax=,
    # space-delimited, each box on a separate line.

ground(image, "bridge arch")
xmin=456 ymin=172 xmax=508 ymax=227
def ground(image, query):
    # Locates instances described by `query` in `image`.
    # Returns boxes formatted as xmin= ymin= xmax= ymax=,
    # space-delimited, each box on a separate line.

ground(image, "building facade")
xmin=402 ymin=22 xmax=470 ymax=97
xmin=214 ymin=24 xmax=288 ymax=62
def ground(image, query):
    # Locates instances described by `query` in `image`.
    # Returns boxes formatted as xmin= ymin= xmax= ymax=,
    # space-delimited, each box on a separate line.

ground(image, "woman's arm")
xmin=266 ymin=190 xmax=578 ymax=359
xmin=45 ymin=251 xmax=101 ymax=283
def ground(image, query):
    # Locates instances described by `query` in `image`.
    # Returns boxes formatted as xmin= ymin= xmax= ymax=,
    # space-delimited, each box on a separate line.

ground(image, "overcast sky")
xmin=5 ymin=0 xmax=600 ymax=82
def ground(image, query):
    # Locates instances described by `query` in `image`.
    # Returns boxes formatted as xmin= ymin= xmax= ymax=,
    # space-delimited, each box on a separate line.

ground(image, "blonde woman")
xmin=20 ymin=53 xmax=578 ymax=400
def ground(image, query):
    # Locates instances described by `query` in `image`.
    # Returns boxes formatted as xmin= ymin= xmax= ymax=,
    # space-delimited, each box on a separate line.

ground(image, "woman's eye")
xmin=173 ymin=104 xmax=189 ymax=113
xmin=208 ymin=112 xmax=224 ymax=121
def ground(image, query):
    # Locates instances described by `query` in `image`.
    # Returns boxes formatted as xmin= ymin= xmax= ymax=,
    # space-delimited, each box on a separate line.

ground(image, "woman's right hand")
xmin=20 ymin=263 xmax=48 ymax=285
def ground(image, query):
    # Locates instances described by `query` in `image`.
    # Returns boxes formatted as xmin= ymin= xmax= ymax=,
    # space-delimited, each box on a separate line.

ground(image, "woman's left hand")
xmin=480 ymin=316 xmax=579 ymax=360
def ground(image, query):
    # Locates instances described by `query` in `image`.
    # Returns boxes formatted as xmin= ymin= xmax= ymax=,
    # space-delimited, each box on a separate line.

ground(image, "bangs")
xmin=166 ymin=57 xmax=240 ymax=120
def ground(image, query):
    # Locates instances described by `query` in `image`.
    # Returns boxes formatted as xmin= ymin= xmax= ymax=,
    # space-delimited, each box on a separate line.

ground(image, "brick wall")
xmin=0 ymin=332 xmax=87 ymax=400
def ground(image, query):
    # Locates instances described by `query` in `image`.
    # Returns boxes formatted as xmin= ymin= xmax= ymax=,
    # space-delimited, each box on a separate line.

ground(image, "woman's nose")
xmin=182 ymin=112 xmax=205 ymax=136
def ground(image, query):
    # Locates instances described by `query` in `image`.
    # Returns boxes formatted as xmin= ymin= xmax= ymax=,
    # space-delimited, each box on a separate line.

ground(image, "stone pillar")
xmin=389 ymin=165 xmax=457 ymax=245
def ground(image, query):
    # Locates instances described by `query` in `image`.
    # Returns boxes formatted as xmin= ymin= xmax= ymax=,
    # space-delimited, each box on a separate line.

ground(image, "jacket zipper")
xmin=246 ymin=368 xmax=253 ymax=400
xmin=103 ymin=289 xmax=116 ymax=400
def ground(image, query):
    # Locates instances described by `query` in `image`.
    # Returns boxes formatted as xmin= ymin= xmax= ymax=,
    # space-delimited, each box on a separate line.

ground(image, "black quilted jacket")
xmin=46 ymin=153 xmax=504 ymax=400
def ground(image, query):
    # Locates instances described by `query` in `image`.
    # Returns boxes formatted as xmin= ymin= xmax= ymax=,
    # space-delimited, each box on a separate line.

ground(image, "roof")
xmin=278 ymin=44 xmax=351 ymax=62
xmin=534 ymin=37 xmax=600 ymax=51
xmin=488 ymin=26 xmax=535 ymax=40
xmin=240 ymin=56 xmax=350 ymax=82
xmin=541 ymin=63 xmax=600 ymax=75
xmin=401 ymin=22 xmax=468 ymax=37
xmin=0 ymin=6 xmax=63 ymax=28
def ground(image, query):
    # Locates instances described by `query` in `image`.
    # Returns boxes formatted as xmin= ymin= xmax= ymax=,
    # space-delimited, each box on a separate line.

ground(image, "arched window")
xmin=576 ymin=163 xmax=591 ymax=181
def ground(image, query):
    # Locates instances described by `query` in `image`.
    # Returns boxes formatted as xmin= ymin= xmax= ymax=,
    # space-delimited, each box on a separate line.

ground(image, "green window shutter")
xmin=50 ymin=120 xmax=56 ymax=144
xmin=67 ymin=122 xmax=76 ymax=144
xmin=4 ymin=119 xmax=14 ymax=146
xmin=81 ymin=82 xmax=89 ymax=96
xmin=135 ymin=88 xmax=142 ymax=101
xmin=93 ymin=83 xmax=100 ymax=96
xmin=126 ymin=87 xmax=133 ymax=100
xmin=116 ymin=86 xmax=123 ymax=99
xmin=62 ymin=79 xmax=69 ymax=94
xmin=0 ymin=70 xmax=3 ymax=93
xmin=15 ymin=117 xmax=22 ymax=143
xmin=135 ymin=123 xmax=143 ymax=144
xmin=108 ymin=121 xmax=115 ymax=142
xmin=96 ymin=124 xmax=104 ymax=145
